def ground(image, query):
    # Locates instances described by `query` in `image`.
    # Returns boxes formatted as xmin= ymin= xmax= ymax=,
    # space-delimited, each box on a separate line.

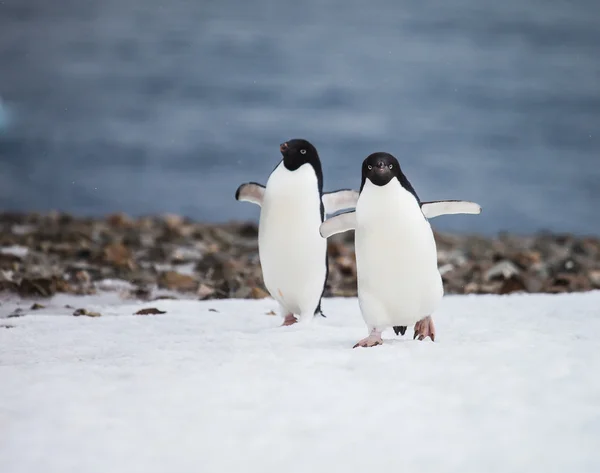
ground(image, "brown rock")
xmin=30 ymin=303 xmax=45 ymax=310
xmin=499 ymin=275 xmax=527 ymax=295
xmin=0 ymin=278 xmax=19 ymax=292
xmin=589 ymin=270 xmax=600 ymax=288
xmin=74 ymin=270 xmax=91 ymax=284
xmin=464 ymin=282 xmax=480 ymax=294
xmin=196 ymin=252 xmax=226 ymax=280
xmin=0 ymin=253 xmax=22 ymax=268
xmin=237 ymin=223 xmax=258 ymax=238
xmin=327 ymin=241 xmax=347 ymax=258
xmin=18 ymin=277 xmax=57 ymax=297
xmin=73 ymin=308 xmax=102 ymax=317
xmin=163 ymin=214 xmax=185 ymax=229
xmin=249 ymin=287 xmax=269 ymax=299
xmin=106 ymin=213 xmax=132 ymax=228
xmin=512 ymin=251 xmax=542 ymax=269
xmin=103 ymin=242 xmax=135 ymax=269
xmin=197 ymin=283 xmax=216 ymax=300
xmin=157 ymin=271 xmax=198 ymax=292
xmin=135 ymin=307 xmax=166 ymax=315
xmin=480 ymin=281 xmax=504 ymax=294
xmin=335 ymin=255 xmax=356 ymax=277
xmin=54 ymin=278 xmax=73 ymax=293
xmin=545 ymin=273 xmax=579 ymax=293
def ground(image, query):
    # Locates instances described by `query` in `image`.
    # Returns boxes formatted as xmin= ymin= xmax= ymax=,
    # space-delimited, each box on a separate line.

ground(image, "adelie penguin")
xmin=320 ymin=152 xmax=481 ymax=348
xmin=235 ymin=139 xmax=357 ymax=326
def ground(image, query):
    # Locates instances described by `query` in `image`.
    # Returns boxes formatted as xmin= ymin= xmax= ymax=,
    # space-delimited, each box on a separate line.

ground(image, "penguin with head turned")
xmin=235 ymin=139 xmax=357 ymax=326
xmin=320 ymin=152 xmax=481 ymax=347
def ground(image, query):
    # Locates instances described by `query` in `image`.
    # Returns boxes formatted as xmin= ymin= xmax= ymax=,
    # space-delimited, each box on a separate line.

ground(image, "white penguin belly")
xmin=355 ymin=181 xmax=443 ymax=329
xmin=258 ymin=163 xmax=327 ymax=316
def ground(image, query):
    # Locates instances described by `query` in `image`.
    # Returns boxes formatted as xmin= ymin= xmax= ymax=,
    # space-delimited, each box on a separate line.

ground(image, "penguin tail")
xmin=393 ymin=326 xmax=407 ymax=336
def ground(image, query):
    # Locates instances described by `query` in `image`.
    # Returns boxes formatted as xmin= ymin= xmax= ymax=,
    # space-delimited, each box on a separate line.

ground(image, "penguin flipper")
xmin=420 ymin=200 xmax=482 ymax=219
xmin=322 ymin=189 xmax=359 ymax=215
xmin=235 ymin=182 xmax=265 ymax=207
xmin=319 ymin=210 xmax=357 ymax=238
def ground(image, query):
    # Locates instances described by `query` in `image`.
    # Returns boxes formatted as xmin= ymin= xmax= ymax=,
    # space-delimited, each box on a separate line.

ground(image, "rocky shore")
xmin=0 ymin=212 xmax=599 ymax=301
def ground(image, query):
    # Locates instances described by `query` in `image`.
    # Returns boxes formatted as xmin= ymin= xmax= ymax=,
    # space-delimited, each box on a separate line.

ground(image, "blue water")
xmin=1 ymin=0 xmax=599 ymax=235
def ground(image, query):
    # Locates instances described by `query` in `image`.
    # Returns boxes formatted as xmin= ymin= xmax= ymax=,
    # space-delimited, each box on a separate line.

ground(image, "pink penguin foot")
xmin=413 ymin=316 xmax=435 ymax=341
xmin=353 ymin=333 xmax=383 ymax=348
xmin=281 ymin=314 xmax=298 ymax=326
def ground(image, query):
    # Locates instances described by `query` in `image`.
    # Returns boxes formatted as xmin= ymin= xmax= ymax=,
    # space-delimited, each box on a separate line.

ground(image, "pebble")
xmin=135 ymin=307 xmax=166 ymax=315
xmin=0 ymin=212 xmax=598 ymax=299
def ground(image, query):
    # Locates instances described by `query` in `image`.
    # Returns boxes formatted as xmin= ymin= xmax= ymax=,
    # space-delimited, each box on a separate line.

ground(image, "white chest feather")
xmin=258 ymin=163 xmax=327 ymax=316
xmin=355 ymin=179 xmax=443 ymax=328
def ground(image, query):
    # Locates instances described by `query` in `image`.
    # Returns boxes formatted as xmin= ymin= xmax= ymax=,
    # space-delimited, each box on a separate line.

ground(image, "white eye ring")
xmin=300 ymin=149 xmax=306 ymax=155
xmin=389 ymin=164 xmax=393 ymax=169
xmin=367 ymin=165 xmax=372 ymax=170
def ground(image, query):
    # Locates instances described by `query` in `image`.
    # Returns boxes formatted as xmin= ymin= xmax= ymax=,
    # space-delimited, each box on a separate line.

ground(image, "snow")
xmin=2 ymin=291 xmax=600 ymax=473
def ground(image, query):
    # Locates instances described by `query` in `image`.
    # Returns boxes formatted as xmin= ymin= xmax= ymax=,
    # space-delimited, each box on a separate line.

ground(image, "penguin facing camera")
xmin=320 ymin=152 xmax=481 ymax=348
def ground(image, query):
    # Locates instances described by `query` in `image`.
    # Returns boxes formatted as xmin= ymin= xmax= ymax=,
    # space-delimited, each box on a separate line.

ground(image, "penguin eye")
xmin=367 ymin=165 xmax=372 ymax=170
xmin=300 ymin=149 xmax=306 ymax=155
xmin=389 ymin=164 xmax=393 ymax=169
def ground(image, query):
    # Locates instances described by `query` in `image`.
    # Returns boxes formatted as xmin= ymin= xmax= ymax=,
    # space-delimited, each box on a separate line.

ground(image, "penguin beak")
xmin=375 ymin=161 xmax=388 ymax=173
xmin=280 ymin=142 xmax=289 ymax=153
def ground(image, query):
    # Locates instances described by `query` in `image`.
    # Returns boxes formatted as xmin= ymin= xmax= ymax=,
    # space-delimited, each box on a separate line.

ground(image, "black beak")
xmin=376 ymin=161 xmax=386 ymax=171
xmin=280 ymin=142 xmax=288 ymax=153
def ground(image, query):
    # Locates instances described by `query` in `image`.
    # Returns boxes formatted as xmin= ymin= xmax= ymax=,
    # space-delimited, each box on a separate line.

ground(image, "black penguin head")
xmin=280 ymin=139 xmax=319 ymax=172
xmin=360 ymin=151 xmax=421 ymax=202
xmin=361 ymin=152 xmax=401 ymax=187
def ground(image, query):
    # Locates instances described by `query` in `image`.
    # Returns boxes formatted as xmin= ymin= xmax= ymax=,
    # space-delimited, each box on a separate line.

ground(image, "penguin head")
xmin=362 ymin=152 xmax=401 ymax=187
xmin=280 ymin=139 xmax=319 ymax=171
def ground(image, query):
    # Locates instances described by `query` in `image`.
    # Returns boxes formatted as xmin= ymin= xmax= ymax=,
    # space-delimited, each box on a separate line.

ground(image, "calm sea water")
xmin=1 ymin=0 xmax=599 ymax=235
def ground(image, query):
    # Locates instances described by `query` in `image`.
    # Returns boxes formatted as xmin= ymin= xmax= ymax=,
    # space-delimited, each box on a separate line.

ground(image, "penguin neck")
xmin=360 ymin=169 xmax=420 ymax=204
xmin=357 ymin=179 xmax=422 ymax=223
xmin=267 ymin=161 xmax=322 ymax=198
xmin=282 ymin=156 xmax=323 ymax=195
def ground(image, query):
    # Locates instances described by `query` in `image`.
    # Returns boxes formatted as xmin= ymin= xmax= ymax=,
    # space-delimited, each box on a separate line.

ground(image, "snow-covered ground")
xmin=1 ymin=291 xmax=600 ymax=473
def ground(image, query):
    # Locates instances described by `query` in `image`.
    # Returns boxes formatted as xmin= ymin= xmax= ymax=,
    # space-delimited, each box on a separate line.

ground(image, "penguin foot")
xmin=413 ymin=316 xmax=435 ymax=341
xmin=353 ymin=333 xmax=383 ymax=348
xmin=393 ymin=325 xmax=407 ymax=336
xmin=281 ymin=314 xmax=298 ymax=326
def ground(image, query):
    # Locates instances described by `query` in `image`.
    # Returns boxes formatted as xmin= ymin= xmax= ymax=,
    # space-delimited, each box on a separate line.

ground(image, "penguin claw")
xmin=281 ymin=314 xmax=298 ymax=326
xmin=352 ymin=334 xmax=383 ymax=348
xmin=413 ymin=316 xmax=436 ymax=341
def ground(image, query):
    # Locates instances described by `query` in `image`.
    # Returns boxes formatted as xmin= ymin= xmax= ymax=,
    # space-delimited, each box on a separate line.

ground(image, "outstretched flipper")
xmin=235 ymin=182 xmax=266 ymax=206
xmin=420 ymin=200 xmax=481 ymax=219
xmin=322 ymin=189 xmax=359 ymax=215
xmin=319 ymin=210 xmax=357 ymax=238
